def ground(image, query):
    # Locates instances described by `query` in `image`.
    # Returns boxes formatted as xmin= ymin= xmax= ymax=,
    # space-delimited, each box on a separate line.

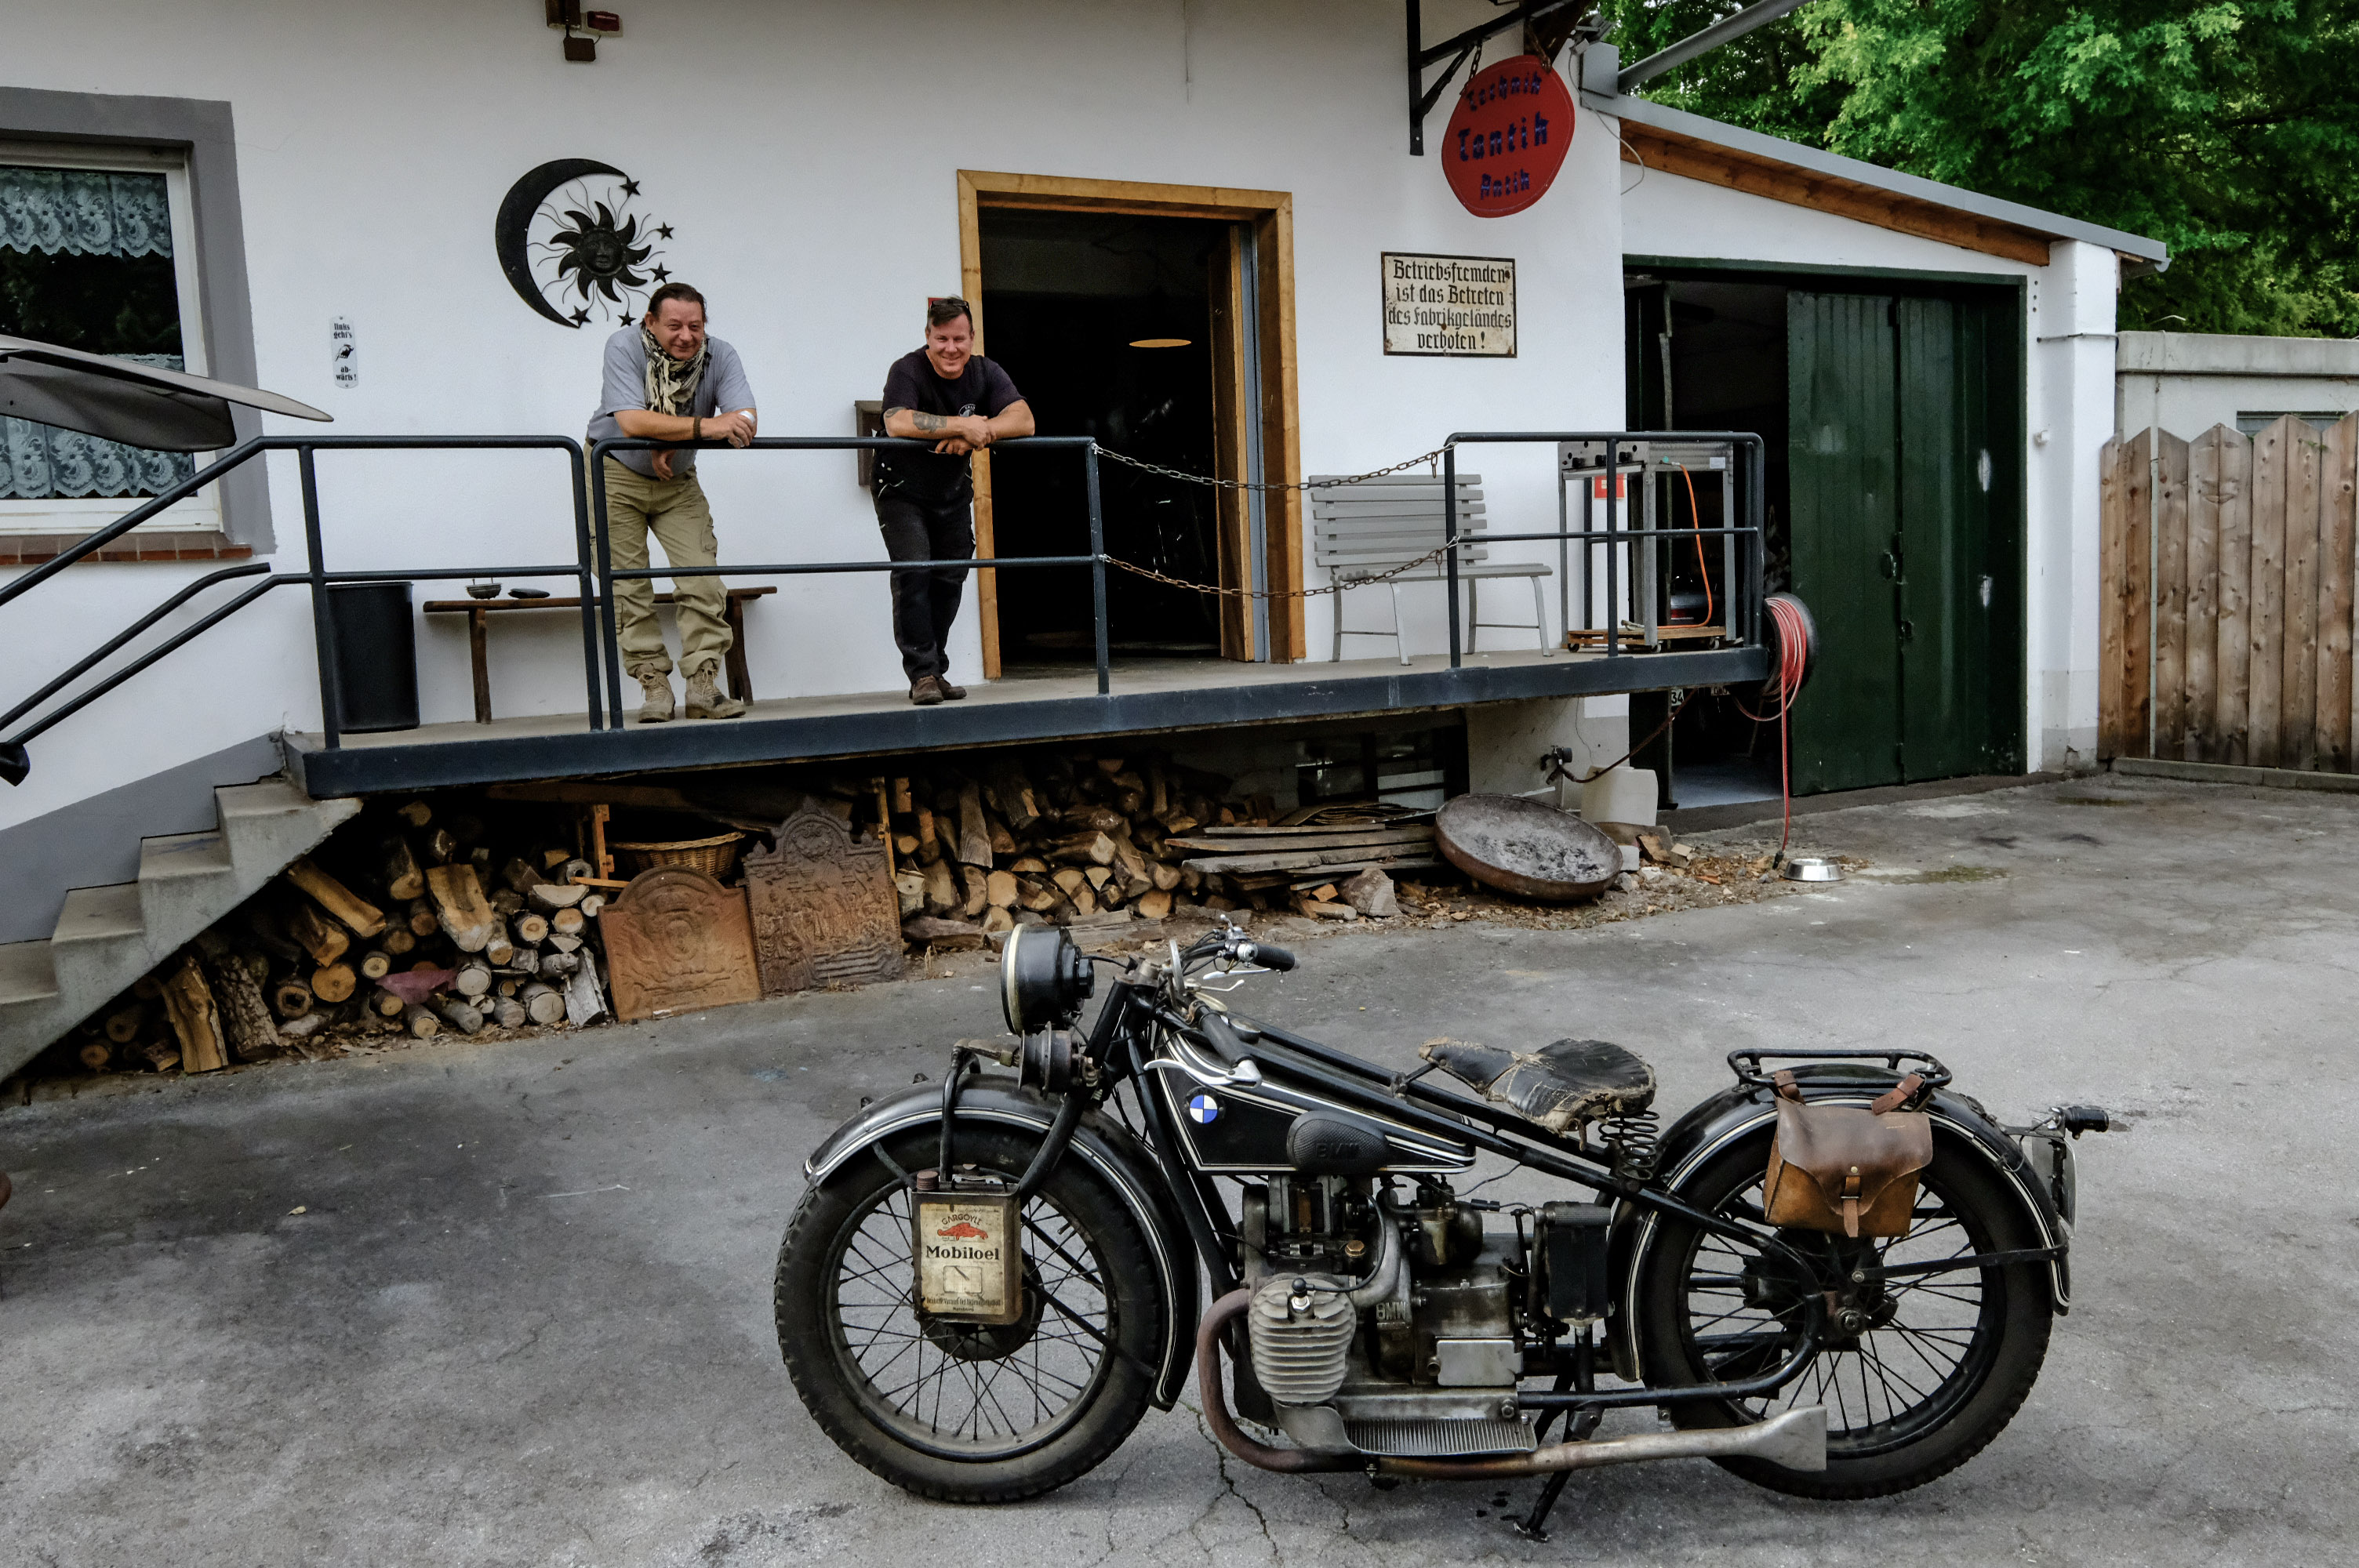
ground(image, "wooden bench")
xmin=1310 ymin=474 xmax=1551 ymax=665
xmin=423 ymin=586 xmax=775 ymax=724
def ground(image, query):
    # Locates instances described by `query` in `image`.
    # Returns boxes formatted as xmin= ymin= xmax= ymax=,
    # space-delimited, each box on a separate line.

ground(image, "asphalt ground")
xmin=2 ymin=774 xmax=2353 ymax=1566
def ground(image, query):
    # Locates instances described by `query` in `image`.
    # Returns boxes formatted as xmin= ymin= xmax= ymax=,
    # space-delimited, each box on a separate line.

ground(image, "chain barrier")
xmin=1086 ymin=441 xmax=1464 ymax=601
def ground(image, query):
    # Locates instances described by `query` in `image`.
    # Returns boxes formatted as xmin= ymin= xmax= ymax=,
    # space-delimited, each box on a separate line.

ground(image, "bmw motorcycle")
xmin=776 ymin=922 xmax=2109 ymax=1536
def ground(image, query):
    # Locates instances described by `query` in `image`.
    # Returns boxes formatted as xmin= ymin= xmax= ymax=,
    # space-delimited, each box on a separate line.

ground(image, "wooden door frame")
xmin=956 ymin=169 xmax=1304 ymax=677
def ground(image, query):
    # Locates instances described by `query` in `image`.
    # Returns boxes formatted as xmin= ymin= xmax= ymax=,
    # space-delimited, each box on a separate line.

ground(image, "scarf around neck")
xmin=640 ymin=325 xmax=709 ymax=417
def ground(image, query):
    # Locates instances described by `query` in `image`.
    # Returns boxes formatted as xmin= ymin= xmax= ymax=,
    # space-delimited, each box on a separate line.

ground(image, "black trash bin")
xmin=323 ymin=580 xmax=420 ymax=733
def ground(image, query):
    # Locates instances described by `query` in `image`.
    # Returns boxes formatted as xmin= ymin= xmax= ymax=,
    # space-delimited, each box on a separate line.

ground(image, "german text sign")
xmin=1444 ymin=54 xmax=1575 ymax=218
xmin=1383 ymin=254 xmax=1517 ymax=358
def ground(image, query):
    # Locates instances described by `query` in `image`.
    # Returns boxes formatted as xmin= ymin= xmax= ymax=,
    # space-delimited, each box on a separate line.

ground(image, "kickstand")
xmin=1514 ymin=1470 xmax=1572 ymax=1542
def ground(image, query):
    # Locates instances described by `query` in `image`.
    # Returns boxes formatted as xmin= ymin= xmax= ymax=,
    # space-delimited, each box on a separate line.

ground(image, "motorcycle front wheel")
xmin=774 ymin=1125 xmax=1165 ymax=1502
xmin=1634 ymin=1123 xmax=2054 ymax=1498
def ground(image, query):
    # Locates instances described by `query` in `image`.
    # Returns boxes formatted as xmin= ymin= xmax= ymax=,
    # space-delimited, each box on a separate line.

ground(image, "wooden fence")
xmin=2101 ymin=415 xmax=2359 ymax=770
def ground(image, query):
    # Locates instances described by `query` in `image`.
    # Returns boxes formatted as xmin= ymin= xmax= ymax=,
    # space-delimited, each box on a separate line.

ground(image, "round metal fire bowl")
xmin=1435 ymin=794 xmax=1621 ymax=903
xmin=1780 ymin=855 xmax=1843 ymax=883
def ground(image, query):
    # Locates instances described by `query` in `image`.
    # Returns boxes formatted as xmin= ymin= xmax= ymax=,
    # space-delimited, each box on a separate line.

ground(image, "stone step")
xmin=50 ymin=882 xmax=149 ymax=998
xmin=137 ymin=830 xmax=239 ymax=942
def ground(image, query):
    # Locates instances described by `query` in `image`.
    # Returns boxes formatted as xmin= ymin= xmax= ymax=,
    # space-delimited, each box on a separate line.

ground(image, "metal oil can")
xmin=912 ymin=1189 xmax=1024 ymax=1325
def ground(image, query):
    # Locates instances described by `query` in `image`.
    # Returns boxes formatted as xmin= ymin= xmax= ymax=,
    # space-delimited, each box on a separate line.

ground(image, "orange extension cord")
xmin=1736 ymin=594 xmax=1811 ymax=864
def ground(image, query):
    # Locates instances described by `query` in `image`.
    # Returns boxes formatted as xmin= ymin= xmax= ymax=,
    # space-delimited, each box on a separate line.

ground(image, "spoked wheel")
xmin=775 ymin=1126 xmax=1163 ymax=1501
xmin=1635 ymin=1123 xmax=2053 ymax=1497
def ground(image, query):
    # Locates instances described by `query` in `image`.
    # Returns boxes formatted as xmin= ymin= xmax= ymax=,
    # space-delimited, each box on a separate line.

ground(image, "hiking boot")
xmin=936 ymin=677 xmax=968 ymax=700
xmin=634 ymin=667 xmax=676 ymax=724
xmin=685 ymin=665 xmax=746 ymax=720
xmin=910 ymin=675 xmax=945 ymax=706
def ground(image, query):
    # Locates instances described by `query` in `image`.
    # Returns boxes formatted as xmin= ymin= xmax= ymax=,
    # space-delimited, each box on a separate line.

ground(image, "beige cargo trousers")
xmin=600 ymin=457 xmax=732 ymax=677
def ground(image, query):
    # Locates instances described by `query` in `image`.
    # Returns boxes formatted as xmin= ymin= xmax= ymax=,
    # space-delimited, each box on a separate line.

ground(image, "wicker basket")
xmin=609 ymin=830 xmax=747 ymax=881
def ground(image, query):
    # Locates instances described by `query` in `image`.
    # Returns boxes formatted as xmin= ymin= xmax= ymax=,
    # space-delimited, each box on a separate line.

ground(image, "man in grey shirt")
xmin=587 ymin=281 xmax=757 ymax=721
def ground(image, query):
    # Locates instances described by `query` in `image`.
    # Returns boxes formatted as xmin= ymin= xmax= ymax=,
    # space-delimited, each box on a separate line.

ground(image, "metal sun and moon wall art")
xmin=493 ymin=159 xmax=675 ymax=328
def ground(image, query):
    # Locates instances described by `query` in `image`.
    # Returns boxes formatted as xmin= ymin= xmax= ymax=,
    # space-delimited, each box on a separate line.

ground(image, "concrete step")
xmin=217 ymin=779 xmax=359 ymax=879
xmin=137 ymin=831 xmax=239 ymax=942
xmin=0 ymin=940 xmax=60 ymax=1008
xmin=50 ymin=883 xmax=148 ymax=998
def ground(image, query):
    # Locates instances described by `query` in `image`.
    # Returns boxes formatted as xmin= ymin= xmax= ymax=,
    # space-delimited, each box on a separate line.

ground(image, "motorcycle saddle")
xmin=1419 ymin=1036 xmax=1656 ymax=1134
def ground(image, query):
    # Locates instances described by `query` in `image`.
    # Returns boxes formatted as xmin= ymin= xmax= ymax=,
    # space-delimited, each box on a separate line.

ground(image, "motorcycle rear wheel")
xmin=1634 ymin=1123 xmax=2053 ymax=1498
xmin=774 ymin=1125 xmax=1164 ymax=1502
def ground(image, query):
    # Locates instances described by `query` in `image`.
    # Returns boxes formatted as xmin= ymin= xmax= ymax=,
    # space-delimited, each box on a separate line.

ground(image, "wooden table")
xmin=424 ymin=586 xmax=776 ymax=724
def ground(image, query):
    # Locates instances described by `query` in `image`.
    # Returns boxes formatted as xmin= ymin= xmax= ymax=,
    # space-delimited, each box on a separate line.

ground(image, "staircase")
xmin=0 ymin=778 xmax=360 ymax=1082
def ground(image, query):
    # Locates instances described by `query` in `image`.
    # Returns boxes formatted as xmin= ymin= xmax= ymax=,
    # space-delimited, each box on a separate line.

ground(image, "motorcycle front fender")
xmin=804 ymin=1078 xmax=1201 ymax=1410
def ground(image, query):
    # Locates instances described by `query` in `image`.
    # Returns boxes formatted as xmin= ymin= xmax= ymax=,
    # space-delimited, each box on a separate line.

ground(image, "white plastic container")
xmin=1580 ymin=766 xmax=1659 ymax=829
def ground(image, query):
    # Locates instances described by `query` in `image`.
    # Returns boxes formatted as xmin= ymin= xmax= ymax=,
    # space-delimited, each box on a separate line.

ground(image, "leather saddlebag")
xmin=1763 ymin=1070 xmax=1932 ymax=1238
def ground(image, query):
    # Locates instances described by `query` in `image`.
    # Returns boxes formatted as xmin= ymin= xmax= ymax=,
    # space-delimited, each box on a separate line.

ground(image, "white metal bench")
xmin=1310 ymin=474 xmax=1551 ymax=665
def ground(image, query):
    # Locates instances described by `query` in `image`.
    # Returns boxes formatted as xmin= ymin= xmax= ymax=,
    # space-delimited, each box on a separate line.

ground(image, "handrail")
xmin=0 ymin=426 xmax=1766 ymax=787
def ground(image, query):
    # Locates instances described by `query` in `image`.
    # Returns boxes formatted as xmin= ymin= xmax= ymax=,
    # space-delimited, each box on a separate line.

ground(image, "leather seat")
xmin=1419 ymin=1036 xmax=1656 ymax=1134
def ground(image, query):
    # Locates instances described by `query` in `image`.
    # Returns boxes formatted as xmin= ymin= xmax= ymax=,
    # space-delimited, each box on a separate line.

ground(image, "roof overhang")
xmin=1588 ymin=88 xmax=2169 ymax=272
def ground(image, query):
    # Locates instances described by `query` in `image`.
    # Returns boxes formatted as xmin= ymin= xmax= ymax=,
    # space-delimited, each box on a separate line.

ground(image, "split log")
xmin=540 ymin=847 xmax=572 ymax=871
xmin=358 ymin=949 xmax=393 ymax=982
xmin=1150 ymin=861 xmax=1183 ymax=892
xmin=426 ymin=863 xmax=498 ymax=953
xmin=434 ymin=996 xmax=485 ymax=1035
xmin=548 ymin=906 xmax=586 ymax=938
xmin=423 ymin=827 xmax=457 ymax=866
xmin=890 ymin=775 xmax=914 ymax=814
xmin=395 ymin=800 xmax=433 ymax=827
xmin=959 ymin=864 xmax=990 ymax=919
xmin=491 ymin=996 xmax=528 ymax=1030
xmin=484 ymin=935 xmax=515 ymax=967
xmin=1011 ymin=856 xmax=1049 ymax=875
xmin=285 ymin=858 xmax=384 ymax=938
xmin=500 ymin=857 xmax=541 ymax=897
xmin=381 ymin=837 xmax=426 ymax=902
xmin=540 ymin=951 xmax=581 ymax=979
xmin=1071 ymin=883 xmax=1099 ymax=916
xmin=1147 ymin=758 xmax=1169 ymax=817
xmin=956 ymin=783 xmax=993 ymax=868
xmin=546 ymin=932 xmax=583 ymax=955
xmin=921 ymin=858 xmax=959 ymax=916
xmin=980 ymin=905 xmax=1015 ymax=935
xmin=518 ymin=982 xmax=566 ymax=1026
xmin=903 ymin=915 xmax=985 ymax=951
xmin=987 ymin=764 xmax=1041 ymax=831
xmin=311 ymin=963 xmax=358 ymax=1004
xmin=402 ymin=1003 xmax=442 ymax=1038
xmin=1135 ymin=889 xmax=1174 ymax=920
xmin=528 ymin=882 xmax=587 ymax=912
xmin=490 ymin=888 xmax=525 ymax=916
xmin=282 ymin=1014 xmax=329 ymax=1042
xmin=511 ymin=911 xmax=550 ymax=946
xmin=370 ymin=987 xmax=405 ymax=1017
xmin=987 ymin=815 xmax=1016 ymax=856
xmin=578 ymin=895 xmax=605 ymax=920
xmin=104 ymin=1004 xmax=144 ymax=1044
xmin=407 ymin=898 xmax=441 ymax=936
xmin=562 ymin=957 xmax=607 ymax=1026
xmin=1064 ymin=805 xmax=1129 ymax=836
xmin=1050 ymin=831 xmax=1118 ymax=867
xmin=274 ymin=978 xmax=314 ymax=1018
xmin=914 ymin=806 xmax=942 ymax=865
xmin=142 ymin=1041 xmax=182 ymax=1072
xmin=1052 ymin=867 xmax=1087 ymax=897
xmin=453 ymin=960 xmax=493 ymax=998
xmin=894 ymin=833 xmax=920 ymax=858
xmin=985 ymin=869 xmax=1019 ymax=908
xmin=1016 ymin=877 xmax=1062 ymax=914
xmin=381 ymin=927 xmax=416 ymax=956
xmin=892 ymin=869 xmax=925 ymax=916
xmin=160 ymin=954 xmax=229 ymax=1073
xmin=206 ymin=949 xmax=282 ymax=1062
xmin=79 ymin=1041 xmax=113 ymax=1072
xmin=287 ymin=902 xmax=351 ymax=967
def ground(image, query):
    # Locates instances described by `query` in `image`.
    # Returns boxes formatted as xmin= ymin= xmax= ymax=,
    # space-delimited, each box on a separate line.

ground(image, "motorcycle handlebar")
xmin=1241 ymin=942 xmax=1296 ymax=972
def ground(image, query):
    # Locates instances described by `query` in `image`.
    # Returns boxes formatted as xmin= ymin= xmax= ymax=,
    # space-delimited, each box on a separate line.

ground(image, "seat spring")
xmin=1602 ymin=1109 xmax=1659 ymax=1183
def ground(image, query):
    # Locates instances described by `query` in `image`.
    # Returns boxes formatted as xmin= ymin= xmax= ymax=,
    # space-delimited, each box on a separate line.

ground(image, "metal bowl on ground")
xmin=1780 ymin=855 xmax=1842 ymax=883
xmin=1434 ymin=793 xmax=1621 ymax=903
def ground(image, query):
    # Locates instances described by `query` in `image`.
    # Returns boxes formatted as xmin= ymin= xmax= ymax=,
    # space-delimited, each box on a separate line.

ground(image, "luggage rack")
xmin=1727 ymin=1047 xmax=1955 ymax=1093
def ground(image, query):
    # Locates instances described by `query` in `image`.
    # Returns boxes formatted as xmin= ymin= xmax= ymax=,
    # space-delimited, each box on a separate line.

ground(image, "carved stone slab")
xmin=599 ymin=866 xmax=761 ymax=1022
xmin=744 ymin=798 xmax=906 ymax=995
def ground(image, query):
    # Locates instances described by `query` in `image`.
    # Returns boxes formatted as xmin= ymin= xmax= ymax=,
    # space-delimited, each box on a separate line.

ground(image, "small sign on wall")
xmin=332 ymin=317 xmax=357 ymax=387
xmin=1382 ymin=253 xmax=1516 ymax=358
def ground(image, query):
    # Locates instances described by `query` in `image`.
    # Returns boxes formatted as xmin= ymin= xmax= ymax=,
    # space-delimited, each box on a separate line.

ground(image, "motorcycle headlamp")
xmin=1000 ymin=924 xmax=1094 ymax=1034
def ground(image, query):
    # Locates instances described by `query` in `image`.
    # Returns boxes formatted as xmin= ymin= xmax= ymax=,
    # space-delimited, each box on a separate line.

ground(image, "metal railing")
xmin=0 ymin=426 xmax=1763 ymax=785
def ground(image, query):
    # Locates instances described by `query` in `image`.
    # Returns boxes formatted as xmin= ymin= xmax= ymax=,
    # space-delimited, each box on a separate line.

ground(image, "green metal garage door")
xmin=1788 ymin=291 xmax=2021 ymax=793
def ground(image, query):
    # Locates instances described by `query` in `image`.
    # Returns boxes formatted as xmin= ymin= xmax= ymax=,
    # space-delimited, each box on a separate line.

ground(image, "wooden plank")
xmin=2216 ymin=425 xmax=2255 ymax=764
xmin=2101 ymin=432 xmax=2153 ymax=758
xmin=2183 ymin=427 xmax=2223 ymax=760
xmin=2097 ymin=436 xmax=2125 ymax=757
xmin=2154 ymin=431 xmax=2190 ymax=755
xmin=1167 ymin=826 xmax=1435 ymax=854
xmin=1185 ymin=843 xmax=1436 ymax=876
xmin=2321 ymin=412 xmax=2358 ymax=771
xmin=955 ymin=172 xmax=1000 ymax=681
xmin=2248 ymin=416 xmax=2292 ymax=768
xmin=1262 ymin=198 xmax=1305 ymax=660
xmin=2283 ymin=417 xmax=2324 ymax=769
xmin=1208 ymin=227 xmax=1253 ymax=660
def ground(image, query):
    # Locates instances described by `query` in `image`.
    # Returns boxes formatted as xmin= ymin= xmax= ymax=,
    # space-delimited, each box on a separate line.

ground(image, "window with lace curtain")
xmin=0 ymin=143 xmax=217 ymax=532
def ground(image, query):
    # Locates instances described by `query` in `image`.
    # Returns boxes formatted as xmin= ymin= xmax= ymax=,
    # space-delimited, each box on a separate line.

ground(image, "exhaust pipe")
xmin=1194 ymin=1290 xmax=1828 ymax=1478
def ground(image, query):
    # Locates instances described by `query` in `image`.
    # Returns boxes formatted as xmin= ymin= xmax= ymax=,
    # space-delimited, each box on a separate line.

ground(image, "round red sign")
xmin=1443 ymin=54 xmax=1576 ymax=218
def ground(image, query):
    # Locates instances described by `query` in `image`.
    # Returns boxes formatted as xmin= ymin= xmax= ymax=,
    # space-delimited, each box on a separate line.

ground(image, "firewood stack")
xmin=872 ymin=753 xmax=1279 ymax=941
xmin=46 ymin=798 xmax=613 ymax=1080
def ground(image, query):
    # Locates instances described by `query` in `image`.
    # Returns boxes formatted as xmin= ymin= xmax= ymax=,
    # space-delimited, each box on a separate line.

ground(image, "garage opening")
xmin=1627 ymin=265 xmax=2025 ymax=802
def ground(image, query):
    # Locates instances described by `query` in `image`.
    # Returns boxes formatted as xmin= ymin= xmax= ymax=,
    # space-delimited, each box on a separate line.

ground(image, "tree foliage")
xmin=1600 ymin=0 xmax=2359 ymax=336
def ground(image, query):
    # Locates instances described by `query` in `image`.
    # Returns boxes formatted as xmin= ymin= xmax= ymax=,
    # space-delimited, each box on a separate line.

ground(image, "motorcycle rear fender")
xmin=805 ymin=1079 xmax=1201 ymax=1410
xmin=1607 ymin=1065 xmax=2071 ymax=1379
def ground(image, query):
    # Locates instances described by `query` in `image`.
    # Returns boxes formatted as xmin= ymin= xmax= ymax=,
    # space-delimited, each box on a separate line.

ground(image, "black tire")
xmin=774 ymin=1125 xmax=1165 ymax=1502
xmin=1634 ymin=1122 xmax=2053 ymax=1499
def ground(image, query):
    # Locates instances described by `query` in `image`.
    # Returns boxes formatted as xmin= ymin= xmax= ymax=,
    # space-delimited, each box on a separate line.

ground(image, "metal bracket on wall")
xmin=1404 ymin=0 xmax=1592 ymax=155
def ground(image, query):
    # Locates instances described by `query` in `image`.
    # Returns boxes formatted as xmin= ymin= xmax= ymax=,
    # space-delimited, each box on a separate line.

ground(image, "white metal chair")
xmin=1310 ymin=474 xmax=1551 ymax=665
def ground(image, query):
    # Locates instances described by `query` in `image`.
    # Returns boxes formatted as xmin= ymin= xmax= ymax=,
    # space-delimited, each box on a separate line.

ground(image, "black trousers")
xmin=875 ymin=488 xmax=974 ymax=683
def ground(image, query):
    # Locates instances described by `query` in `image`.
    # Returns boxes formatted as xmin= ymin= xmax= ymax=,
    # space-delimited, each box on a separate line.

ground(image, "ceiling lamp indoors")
xmin=1128 ymin=337 xmax=1192 ymax=349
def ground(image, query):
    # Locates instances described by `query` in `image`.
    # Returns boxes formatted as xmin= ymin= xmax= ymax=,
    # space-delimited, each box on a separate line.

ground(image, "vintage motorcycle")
xmin=776 ymin=921 xmax=2110 ymax=1537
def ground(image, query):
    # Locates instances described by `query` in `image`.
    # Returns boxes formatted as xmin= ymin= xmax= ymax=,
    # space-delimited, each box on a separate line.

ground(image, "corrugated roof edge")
xmin=1585 ymin=89 xmax=2169 ymax=264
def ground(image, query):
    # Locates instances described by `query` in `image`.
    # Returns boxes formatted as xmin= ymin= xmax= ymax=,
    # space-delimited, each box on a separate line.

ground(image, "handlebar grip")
xmin=1245 ymin=942 xmax=1297 ymax=972
xmin=1197 ymin=1011 xmax=1253 ymax=1066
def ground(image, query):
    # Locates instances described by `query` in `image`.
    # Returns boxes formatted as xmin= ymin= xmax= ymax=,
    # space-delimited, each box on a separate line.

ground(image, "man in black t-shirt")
xmin=876 ymin=297 xmax=1034 ymax=703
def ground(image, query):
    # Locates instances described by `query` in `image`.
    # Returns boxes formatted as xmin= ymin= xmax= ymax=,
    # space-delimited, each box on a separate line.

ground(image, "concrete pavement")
xmin=2 ymin=774 xmax=2353 ymax=1565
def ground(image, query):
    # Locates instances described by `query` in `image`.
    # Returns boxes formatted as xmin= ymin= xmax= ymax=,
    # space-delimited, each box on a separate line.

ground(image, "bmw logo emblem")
xmin=1187 ymin=1092 xmax=1221 ymax=1124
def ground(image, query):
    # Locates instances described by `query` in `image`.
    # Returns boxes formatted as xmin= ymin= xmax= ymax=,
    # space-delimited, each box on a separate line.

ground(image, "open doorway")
xmin=981 ymin=209 xmax=1230 ymax=666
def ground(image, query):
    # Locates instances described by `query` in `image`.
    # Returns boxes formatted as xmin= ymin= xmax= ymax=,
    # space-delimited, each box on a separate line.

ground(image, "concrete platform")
xmin=283 ymin=643 xmax=1766 ymax=797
